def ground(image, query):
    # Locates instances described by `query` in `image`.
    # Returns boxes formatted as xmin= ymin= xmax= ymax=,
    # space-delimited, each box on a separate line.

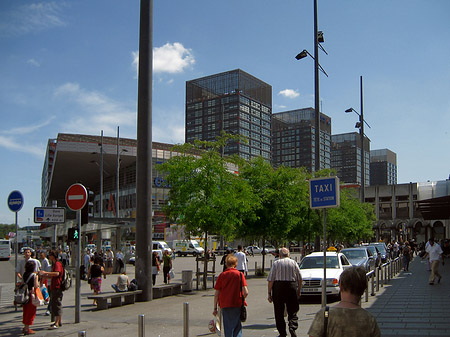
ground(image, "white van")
xmin=172 ymin=240 xmax=204 ymax=256
xmin=152 ymin=241 xmax=172 ymax=254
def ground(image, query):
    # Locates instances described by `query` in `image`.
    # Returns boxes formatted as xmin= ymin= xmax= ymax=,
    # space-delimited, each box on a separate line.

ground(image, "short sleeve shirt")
xmin=51 ymin=261 xmax=64 ymax=290
xmin=267 ymin=257 xmax=302 ymax=282
xmin=426 ymin=243 xmax=443 ymax=262
xmin=215 ymin=268 xmax=247 ymax=308
xmin=308 ymin=307 xmax=380 ymax=337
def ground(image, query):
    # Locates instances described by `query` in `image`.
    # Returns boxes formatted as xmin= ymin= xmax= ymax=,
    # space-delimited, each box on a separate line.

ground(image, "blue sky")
xmin=1 ymin=0 xmax=449 ymax=226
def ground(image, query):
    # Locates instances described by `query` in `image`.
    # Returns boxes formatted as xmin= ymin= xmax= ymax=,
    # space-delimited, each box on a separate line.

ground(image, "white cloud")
xmin=132 ymin=42 xmax=195 ymax=76
xmin=0 ymin=2 xmax=67 ymax=38
xmin=0 ymin=134 xmax=45 ymax=158
xmin=53 ymin=82 xmax=136 ymax=137
xmin=1 ymin=117 xmax=55 ymax=136
xmin=278 ymin=89 xmax=300 ymax=99
xmin=27 ymin=59 xmax=40 ymax=67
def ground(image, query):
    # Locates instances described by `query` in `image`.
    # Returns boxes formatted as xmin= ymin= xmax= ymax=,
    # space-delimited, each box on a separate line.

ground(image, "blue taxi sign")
xmin=309 ymin=177 xmax=340 ymax=209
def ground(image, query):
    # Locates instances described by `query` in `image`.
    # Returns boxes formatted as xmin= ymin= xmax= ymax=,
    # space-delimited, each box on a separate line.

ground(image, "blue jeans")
xmin=221 ymin=307 xmax=242 ymax=337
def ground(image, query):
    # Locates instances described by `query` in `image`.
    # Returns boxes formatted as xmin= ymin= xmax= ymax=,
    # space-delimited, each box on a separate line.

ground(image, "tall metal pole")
xmin=116 ymin=126 xmax=120 ymax=219
xmin=136 ymin=0 xmax=153 ymax=301
xmin=14 ymin=212 xmax=18 ymax=286
xmin=360 ymin=76 xmax=365 ymax=202
xmin=100 ymin=130 xmax=104 ymax=218
xmin=75 ymin=210 xmax=81 ymax=323
xmin=321 ymin=208 xmax=327 ymax=308
xmin=313 ymin=0 xmax=321 ymax=172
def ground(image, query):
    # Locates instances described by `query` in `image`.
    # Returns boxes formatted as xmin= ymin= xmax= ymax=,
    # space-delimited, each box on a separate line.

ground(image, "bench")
xmin=87 ymin=290 xmax=142 ymax=310
xmin=152 ymin=283 xmax=183 ymax=299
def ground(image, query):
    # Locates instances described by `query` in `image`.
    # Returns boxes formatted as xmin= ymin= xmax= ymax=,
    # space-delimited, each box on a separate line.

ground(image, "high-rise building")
xmin=271 ymin=107 xmax=331 ymax=171
xmin=370 ymin=148 xmax=397 ymax=185
xmin=331 ymin=132 xmax=370 ymax=186
xmin=185 ymin=69 xmax=272 ymax=161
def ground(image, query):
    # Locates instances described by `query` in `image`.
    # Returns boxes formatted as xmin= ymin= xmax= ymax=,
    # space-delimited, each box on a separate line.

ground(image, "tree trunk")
xmin=203 ymin=232 xmax=208 ymax=290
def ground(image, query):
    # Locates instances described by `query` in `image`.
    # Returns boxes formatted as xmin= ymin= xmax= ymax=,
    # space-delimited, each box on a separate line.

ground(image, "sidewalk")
xmin=0 ymin=255 xmax=449 ymax=336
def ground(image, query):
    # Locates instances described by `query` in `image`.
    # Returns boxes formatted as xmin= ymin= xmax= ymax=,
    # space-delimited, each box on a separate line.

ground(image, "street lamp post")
xmin=345 ymin=76 xmax=371 ymax=202
xmin=295 ymin=0 xmax=327 ymax=173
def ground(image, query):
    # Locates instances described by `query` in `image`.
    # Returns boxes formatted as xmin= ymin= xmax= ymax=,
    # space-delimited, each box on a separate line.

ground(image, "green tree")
xmin=239 ymin=158 xmax=310 ymax=270
xmin=325 ymin=188 xmax=376 ymax=244
xmin=159 ymin=135 xmax=256 ymax=288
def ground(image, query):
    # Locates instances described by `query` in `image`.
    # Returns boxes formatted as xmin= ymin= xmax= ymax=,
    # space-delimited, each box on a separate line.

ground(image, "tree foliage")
xmin=158 ymin=135 xmax=256 ymax=241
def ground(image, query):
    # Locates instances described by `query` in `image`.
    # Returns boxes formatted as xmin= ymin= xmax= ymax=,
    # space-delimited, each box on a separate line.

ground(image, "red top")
xmin=215 ymin=268 xmax=247 ymax=308
xmin=51 ymin=261 xmax=64 ymax=290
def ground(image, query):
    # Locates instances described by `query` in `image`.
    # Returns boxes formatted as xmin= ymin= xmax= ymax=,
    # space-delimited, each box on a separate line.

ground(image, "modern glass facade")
xmin=272 ymin=108 xmax=331 ymax=171
xmin=186 ymin=69 xmax=272 ymax=161
xmin=331 ymin=132 xmax=370 ymax=186
xmin=370 ymin=148 xmax=397 ymax=185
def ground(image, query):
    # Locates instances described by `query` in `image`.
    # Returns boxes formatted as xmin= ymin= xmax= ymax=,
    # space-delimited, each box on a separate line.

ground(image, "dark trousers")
xmin=272 ymin=281 xmax=299 ymax=337
xmin=163 ymin=266 xmax=171 ymax=283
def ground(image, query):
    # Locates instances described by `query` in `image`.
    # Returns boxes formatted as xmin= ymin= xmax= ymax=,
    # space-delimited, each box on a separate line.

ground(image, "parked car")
xmin=246 ymin=246 xmax=268 ymax=255
xmin=341 ymin=247 xmax=375 ymax=272
xmin=299 ymin=252 xmax=351 ymax=297
xmin=128 ymin=249 xmax=162 ymax=266
xmin=370 ymin=242 xmax=389 ymax=263
xmin=365 ymin=245 xmax=382 ymax=267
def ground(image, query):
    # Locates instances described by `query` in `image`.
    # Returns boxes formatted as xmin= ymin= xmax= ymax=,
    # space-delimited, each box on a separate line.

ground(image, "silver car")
xmin=341 ymin=247 xmax=375 ymax=272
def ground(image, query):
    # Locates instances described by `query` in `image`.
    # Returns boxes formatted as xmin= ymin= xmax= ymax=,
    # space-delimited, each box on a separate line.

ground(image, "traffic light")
xmin=68 ymin=227 xmax=79 ymax=242
xmin=81 ymin=189 xmax=95 ymax=225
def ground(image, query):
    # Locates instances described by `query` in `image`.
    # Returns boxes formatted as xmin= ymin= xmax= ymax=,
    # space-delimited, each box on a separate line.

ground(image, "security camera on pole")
xmin=65 ymin=183 xmax=87 ymax=324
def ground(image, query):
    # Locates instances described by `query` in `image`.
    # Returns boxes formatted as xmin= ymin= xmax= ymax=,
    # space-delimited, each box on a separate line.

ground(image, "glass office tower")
xmin=272 ymin=107 xmax=331 ymax=171
xmin=186 ymin=69 xmax=272 ymax=161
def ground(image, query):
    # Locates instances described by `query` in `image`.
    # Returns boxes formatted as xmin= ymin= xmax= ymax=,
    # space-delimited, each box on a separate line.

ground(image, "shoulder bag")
xmin=239 ymin=272 xmax=247 ymax=322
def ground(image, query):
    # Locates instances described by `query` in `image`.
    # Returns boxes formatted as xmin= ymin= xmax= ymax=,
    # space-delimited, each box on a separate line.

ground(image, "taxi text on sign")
xmin=309 ymin=176 xmax=340 ymax=209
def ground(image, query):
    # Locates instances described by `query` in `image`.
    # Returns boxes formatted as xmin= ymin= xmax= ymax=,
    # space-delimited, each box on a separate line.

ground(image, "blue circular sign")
xmin=7 ymin=190 xmax=24 ymax=212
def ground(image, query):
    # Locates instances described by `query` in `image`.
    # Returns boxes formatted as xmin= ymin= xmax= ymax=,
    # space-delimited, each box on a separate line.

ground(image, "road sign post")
xmin=8 ymin=190 xmax=24 ymax=288
xmin=65 ymin=183 xmax=87 ymax=324
xmin=309 ymin=177 xmax=340 ymax=308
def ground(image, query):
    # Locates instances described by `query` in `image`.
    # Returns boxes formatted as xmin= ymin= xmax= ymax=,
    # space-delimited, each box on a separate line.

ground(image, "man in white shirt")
xmin=234 ymin=245 xmax=248 ymax=276
xmin=16 ymin=248 xmax=41 ymax=279
xmin=425 ymin=238 xmax=443 ymax=285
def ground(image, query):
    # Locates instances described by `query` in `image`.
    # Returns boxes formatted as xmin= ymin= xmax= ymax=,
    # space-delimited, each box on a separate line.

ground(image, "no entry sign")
xmin=65 ymin=183 xmax=88 ymax=211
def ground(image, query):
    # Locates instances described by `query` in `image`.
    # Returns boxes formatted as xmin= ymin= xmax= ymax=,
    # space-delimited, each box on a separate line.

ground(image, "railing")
xmin=364 ymin=256 xmax=402 ymax=302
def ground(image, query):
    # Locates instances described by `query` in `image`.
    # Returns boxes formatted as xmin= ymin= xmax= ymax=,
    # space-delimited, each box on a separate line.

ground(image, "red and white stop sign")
xmin=65 ymin=183 xmax=88 ymax=211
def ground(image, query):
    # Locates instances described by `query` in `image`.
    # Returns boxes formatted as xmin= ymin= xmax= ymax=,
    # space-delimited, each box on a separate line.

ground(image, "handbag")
xmin=239 ymin=273 xmax=247 ymax=322
xmin=169 ymin=269 xmax=175 ymax=280
xmin=32 ymin=288 xmax=44 ymax=307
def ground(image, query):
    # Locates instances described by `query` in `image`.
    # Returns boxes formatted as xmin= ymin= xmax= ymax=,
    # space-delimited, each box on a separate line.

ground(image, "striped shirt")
xmin=267 ymin=257 xmax=302 ymax=282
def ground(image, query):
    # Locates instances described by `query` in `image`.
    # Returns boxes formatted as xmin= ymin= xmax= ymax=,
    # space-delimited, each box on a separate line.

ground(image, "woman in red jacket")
xmin=213 ymin=255 xmax=248 ymax=337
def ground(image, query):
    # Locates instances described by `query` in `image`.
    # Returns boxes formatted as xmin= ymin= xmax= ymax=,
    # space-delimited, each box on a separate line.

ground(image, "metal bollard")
xmin=255 ymin=262 xmax=257 ymax=275
xmin=183 ymin=302 xmax=189 ymax=337
xmin=371 ymin=272 xmax=375 ymax=296
xmin=138 ymin=314 xmax=145 ymax=337
xmin=376 ymin=267 xmax=380 ymax=291
xmin=78 ymin=331 xmax=86 ymax=337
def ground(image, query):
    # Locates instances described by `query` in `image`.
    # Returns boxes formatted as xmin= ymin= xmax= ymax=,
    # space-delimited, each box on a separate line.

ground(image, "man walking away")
xmin=424 ymin=238 xmax=443 ymax=285
xmin=267 ymin=247 xmax=302 ymax=337
xmin=234 ymin=245 xmax=248 ymax=276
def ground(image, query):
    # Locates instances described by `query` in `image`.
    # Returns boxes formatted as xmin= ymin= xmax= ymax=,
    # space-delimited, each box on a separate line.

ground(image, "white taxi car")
xmin=299 ymin=252 xmax=351 ymax=297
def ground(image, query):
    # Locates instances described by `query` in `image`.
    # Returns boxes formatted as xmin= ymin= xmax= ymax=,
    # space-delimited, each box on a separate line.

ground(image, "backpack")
xmin=15 ymin=273 xmax=34 ymax=304
xmin=60 ymin=266 xmax=72 ymax=291
xmin=128 ymin=278 xmax=138 ymax=291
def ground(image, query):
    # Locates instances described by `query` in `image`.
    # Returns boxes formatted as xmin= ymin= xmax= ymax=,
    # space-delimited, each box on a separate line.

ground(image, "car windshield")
xmin=373 ymin=244 xmax=386 ymax=254
xmin=342 ymin=250 xmax=366 ymax=259
xmin=300 ymin=256 xmax=339 ymax=269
